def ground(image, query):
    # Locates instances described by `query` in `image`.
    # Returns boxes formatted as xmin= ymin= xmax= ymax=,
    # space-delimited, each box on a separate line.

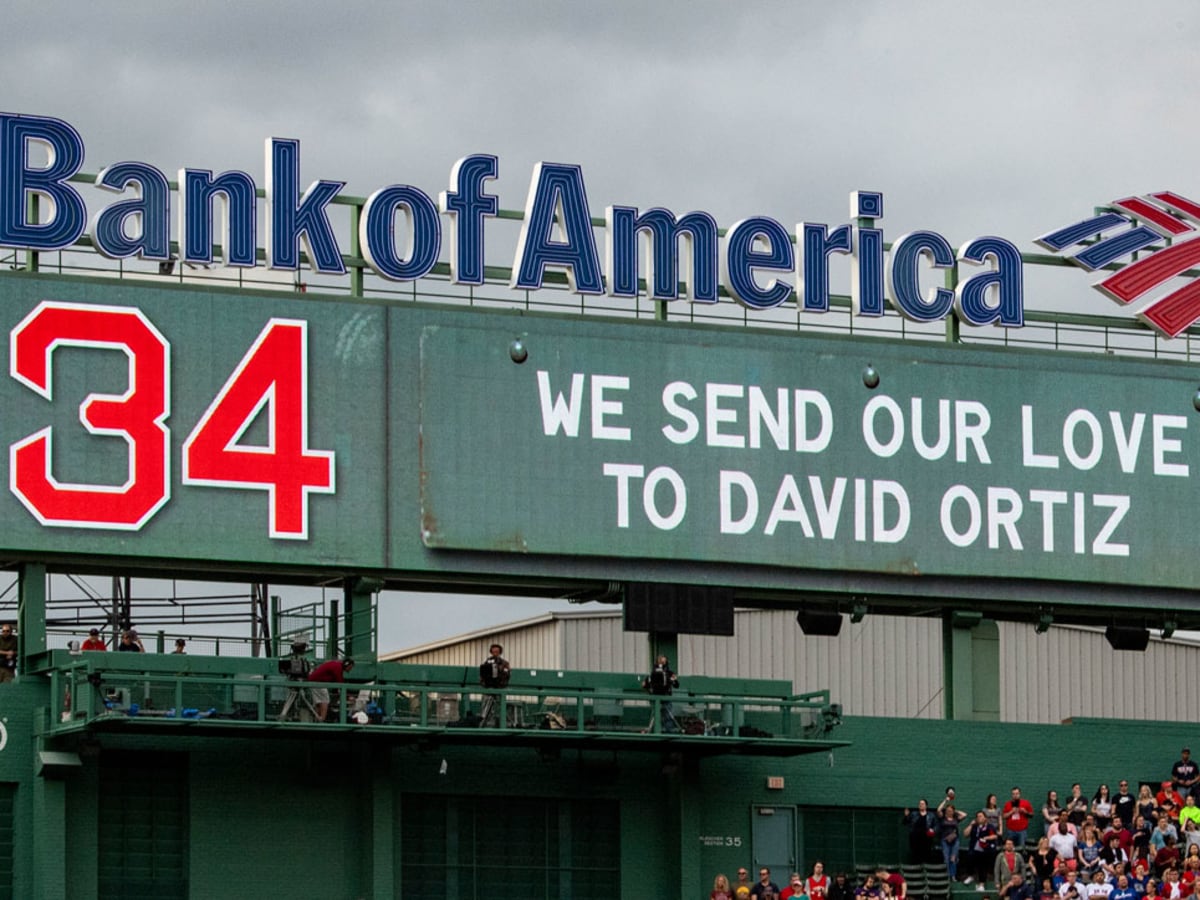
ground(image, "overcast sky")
xmin=4 ymin=1 xmax=1197 ymax=652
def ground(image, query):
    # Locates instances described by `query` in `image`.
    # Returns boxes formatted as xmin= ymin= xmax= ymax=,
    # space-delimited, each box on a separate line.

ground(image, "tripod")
xmin=278 ymin=683 xmax=319 ymax=721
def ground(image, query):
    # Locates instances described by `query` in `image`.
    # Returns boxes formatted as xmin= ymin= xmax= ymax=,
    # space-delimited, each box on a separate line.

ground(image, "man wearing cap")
xmin=117 ymin=630 xmax=144 ymax=652
xmin=1174 ymin=749 xmax=1200 ymax=799
xmin=1158 ymin=782 xmax=1185 ymax=814
xmin=81 ymin=629 xmax=106 ymax=651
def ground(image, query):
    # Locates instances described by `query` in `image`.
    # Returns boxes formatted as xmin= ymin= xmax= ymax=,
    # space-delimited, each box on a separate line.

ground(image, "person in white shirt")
xmin=1048 ymin=822 xmax=1079 ymax=865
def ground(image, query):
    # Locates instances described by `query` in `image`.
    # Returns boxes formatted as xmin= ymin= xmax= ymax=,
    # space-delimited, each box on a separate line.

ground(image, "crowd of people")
xmin=902 ymin=751 xmax=1200 ymax=900
xmin=707 ymin=863 xmax=911 ymax=900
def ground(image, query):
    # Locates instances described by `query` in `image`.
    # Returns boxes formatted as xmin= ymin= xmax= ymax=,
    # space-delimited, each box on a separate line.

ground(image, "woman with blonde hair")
xmin=711 ymin=873 xmax=733 ymax=900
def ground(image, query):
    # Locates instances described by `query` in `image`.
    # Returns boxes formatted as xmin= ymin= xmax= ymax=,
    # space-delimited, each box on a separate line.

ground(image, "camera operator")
xmin=642 ymin=654 xmax=680 ymax=733
xmin=307 ymin=658 xmax=355 ymax=722
xmin=478 ymin=643 xmax=511 ymax=727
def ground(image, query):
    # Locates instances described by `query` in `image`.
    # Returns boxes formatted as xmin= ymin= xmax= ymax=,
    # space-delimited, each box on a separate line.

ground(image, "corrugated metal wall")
xmin=678 ymin=610 xmax=945 ymax=719
xmin=997 ymin=622 xmax=1198 ymax=724
xmin=391 ymin=611 xmax=1200 ymax=723
xmin=550 ymin=610 xmax=944 ymax=719
xmin=395 ymin=619 xmax=563 ymax=669
xmin=559 ymin=614 xmax=647 ymax=674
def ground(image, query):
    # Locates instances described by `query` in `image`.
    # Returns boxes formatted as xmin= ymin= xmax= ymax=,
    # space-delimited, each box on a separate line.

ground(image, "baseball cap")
xmin=89 ymin=628 xmax=99 ymax=635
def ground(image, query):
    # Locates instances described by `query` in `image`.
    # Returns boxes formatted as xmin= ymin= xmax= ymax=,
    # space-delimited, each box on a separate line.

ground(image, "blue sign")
xmin=0 ymin=112 xmax=1023 ymax=328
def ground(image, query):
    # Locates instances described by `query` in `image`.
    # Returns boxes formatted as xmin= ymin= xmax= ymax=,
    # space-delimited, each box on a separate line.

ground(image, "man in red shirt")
xmin=1159 ymin=783 xmax=1186 ymax=814
xmin=81 ymin=628 xmax=106 ymax=651
xmin=876 ymin=868 xmax=906 ymax=900
xmin=1005 ymin=787 xmax=1035 ymax=849
xmin=806 ymin=861 xmax=830 ymax=900
xmin=306 ymin=658 xmax=355 ymax=722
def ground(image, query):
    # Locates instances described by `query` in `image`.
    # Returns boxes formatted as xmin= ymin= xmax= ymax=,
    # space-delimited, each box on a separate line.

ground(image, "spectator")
xmin=828 ymin=873 xmax=853 ymax=900
xmin=117 ymin=629 xmax=144 ymax=652
xmin=937 ymin=799 xmax=968 ymax=881
xmin=877 ymin=868 xmax=907 ymax=900
xmin=1158 ymin=868 xmax=1188 ymax=899
xmin=1130 ymin=863 xmax=1151 ymax=895
xmin=1006 ymin=789 xmax=1036 ymax=849
xmin=752 ymin=866 xmax=781 ymax=899
xmin=1031 ymin=835 xmax=1063 ymax=884
xmin=1002 ymin=874 xmax=1034 ymax=900
xmin=1066 ymin=786 xmax=1090 ymax=828
xmin=1051 ymin=820 xmax=1081 ymax=862
xmin=0 ymin=623 xmax=14 ymax=683
xmin=855 ymin=875 xmax=881 ymax=900
xmin=1132 ymin=816 xmax=1153 ymax=868
xmin=1141 ymin=787 xmax=1161 ymax=825
xmin=1061 ymin=871 xmax=1086 ymax=900
xmin=905 ymin=800 xmax=940 ymax=863
xmin=1157 ymin=838 xmax=1182 ymax=878
xmin=996 ymin=838 xmax=1030 ymax=891
xmin=1040 ymin=878 xmax=1060 ymax=900
xmin=306 ymin=657 xmax=354 ymax=722
xmin=172 ymin=639 xmax=186 ymax=654
xmin=81 ymin=628 xmax=106 ymax=651
xmin=1087 ymin=870 xmax=1114 ymax=900
xmin=985 ymin=795 xmax=1005 ymax=837
xmin=1176 ymin=751 xmax=1200 ymax=801
xmin=1160 ymin=785 xmax=1186 ymax=817
xmin=1095 ymin=787 xmax=1115 ymax=831
xmin=1045 ymin=792 xmax=1066 ymax=830
xmin=1080 ymin=825 xmax=1105 ymax=878
xmin=966 ymin=810 xmax=1001 ymax=886
xmin=712 ymin=874 xmax=733 ymax=900
xmin=1116 ymin=784 xmax=1138 ymax=830
xmin=1111 ymin=875 xmax=1137 ymax=900
xmin=642 ymin=654 xmax=680 ymax=734
xmin=782 ymin=873 xmax=809 ymax=900
xmin=1108 ymin=819 xmax=1136 ymax=857
xmin=1181 ymin=798 xmax=1200 ymax=832
xmin=1184 ymin=821 xmax=1200 ymax=856
xmin=478 ymin=643 xmax=511 ymax=727
xmin=806 ymin=861 xmax=830 ymax=900
xmin=735 ymin=869 xmax=754 ymax=896
xmin=1102 ymin=835 xmax=1130 ymax=878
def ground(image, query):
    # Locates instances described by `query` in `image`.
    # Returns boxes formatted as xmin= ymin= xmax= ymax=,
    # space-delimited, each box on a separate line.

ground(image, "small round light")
xmin=509 ymin=339 xmax=528 ymax=364
xmin=1192 ymin=388 xmax=1200 ymax=412
xmin=862 ymin=364 xmax=880 ymax=390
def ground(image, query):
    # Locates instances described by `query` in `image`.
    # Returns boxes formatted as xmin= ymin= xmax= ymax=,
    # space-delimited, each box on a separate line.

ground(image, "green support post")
xmin=942 ymin=610 xmax=1000 ymax=721
xmin=32 ymin=775 xmax=66 ymax=898
xmin=344 ymin=577 xmax=381 ymax=663
xmin=17 ymin=563 xmax=47 ymax=668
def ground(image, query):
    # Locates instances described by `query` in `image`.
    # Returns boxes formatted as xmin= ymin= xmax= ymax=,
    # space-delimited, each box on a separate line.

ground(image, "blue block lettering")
xmin=956 ymin=236 xmax=1024 ymax=327
xmin=91 ymin=162 xmax=170 ymax=260
xmin=797 ymin=223 xmax=851 ymax=312
xmin=179 ymin=168 xmax=257 ymax=267
xmin=439 ymin=154 xmax=498 ymax=286
xmin=888 ymin=230 xmax=955 ymax=322
xmin=723 ymin=217 xmax=794 ymax=310
xmin=0 ymin=113 xmax=86 ymax=250
xmin=605 ymin=206 xmax=718 ymax=302
xmin=512 ymin=162 xmax=603 ymax=294
xmin=361 ymin=184 xmax=441 ymax=281
xmin=266 ymin=138 xmax=345 ymax=274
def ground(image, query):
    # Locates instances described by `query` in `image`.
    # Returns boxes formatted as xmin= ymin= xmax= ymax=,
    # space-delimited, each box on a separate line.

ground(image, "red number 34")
xmin=9 ymin=301 xmax=335 ymax=540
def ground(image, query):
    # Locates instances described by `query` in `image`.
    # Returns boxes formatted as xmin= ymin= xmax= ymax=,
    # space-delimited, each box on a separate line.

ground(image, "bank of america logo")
xmin=1037 ymin=192 xmax=1200 ymax=338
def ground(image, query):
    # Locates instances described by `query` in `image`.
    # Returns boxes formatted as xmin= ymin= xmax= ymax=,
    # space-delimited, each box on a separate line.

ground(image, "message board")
xmin=0 ymin=272 xmax=1198 ymax=600
xmin=419 ymin=321 xmax=1200 ymax=591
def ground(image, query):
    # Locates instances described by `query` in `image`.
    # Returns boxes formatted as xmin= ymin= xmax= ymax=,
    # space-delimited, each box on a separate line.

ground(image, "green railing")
xmin=43 ymin=656 xmax=843 ymax=750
